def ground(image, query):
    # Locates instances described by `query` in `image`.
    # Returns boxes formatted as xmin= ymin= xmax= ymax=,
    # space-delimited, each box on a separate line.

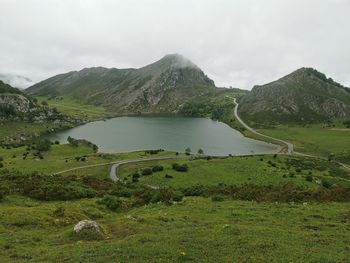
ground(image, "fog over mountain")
xmin=0 ymin=73 xmax=34 ymax=89
xmin=0 ymin=0 xmax=349 ymax=89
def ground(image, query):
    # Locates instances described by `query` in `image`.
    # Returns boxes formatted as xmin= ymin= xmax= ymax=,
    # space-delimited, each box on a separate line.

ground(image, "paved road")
xmin=109 ymin=156 xmax=182 ymax=182
xmin=231 ymin=97 xmax=350 ymax=171
xmin=232 ymin=98 xmax=293 ymax=154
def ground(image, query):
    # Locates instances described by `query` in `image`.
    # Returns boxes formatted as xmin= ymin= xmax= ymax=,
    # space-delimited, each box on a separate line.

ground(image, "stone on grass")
xmin=73 ymin=220 xmax=109 ymax=240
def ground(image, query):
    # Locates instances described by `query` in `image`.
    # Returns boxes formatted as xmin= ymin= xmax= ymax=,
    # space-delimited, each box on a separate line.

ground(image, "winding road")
xmin=109 ymin=156 xmax=182 ymax=182
xmin=53 ymin=98 xmax=349 ymax=179
xmin=232 ymin=97 xmax=350 ymax=171
xmin=232 ymin=98 xmax=294 ymax=154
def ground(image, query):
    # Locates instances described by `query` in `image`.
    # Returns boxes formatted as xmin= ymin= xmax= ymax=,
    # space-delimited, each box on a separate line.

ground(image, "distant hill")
xmin=0 ymin=80 xmax=68 ymax=122
xmin=238 ymin=68 xmax=350 ymax=125
xmin=0 ymin=80 xmax=22 ymax=94
xmin=0 ymin=73 xmax=34 ymax=89
xmin=26 ymin=54 xmax=218 ymax=114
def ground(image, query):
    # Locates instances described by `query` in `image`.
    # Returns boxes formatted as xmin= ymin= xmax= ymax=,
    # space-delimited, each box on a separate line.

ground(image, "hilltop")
xmin=238 ymin=68 xmax=350 ymax=126
xmin=26 ymin=54 xmax=218 ymax=114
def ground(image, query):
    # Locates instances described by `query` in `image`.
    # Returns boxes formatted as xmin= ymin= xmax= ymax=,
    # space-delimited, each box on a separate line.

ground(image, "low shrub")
xmin=172 ymin=163 xmax=189 ymax=172
xmin=305 ymin=175 xmax=313 ymax=182
xmin=142 ymin=168 xmax=153 ymax=176
xmin=211 ymin=195 xmax=225 ymax=202
xmin=97 ymin=195 xmax=124 ymax=211
xmin=322 ymin=180 xmax=333 ymax=189
xmin=152 ymin=165 xmax=164 ymax=172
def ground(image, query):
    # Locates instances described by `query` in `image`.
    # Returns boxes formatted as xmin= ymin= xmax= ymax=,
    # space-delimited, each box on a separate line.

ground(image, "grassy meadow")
xmin=0 ymin=196 xmax=349 ymax=262
xmin=0 ymin=118 xmax=349 ymax=262
xmin=118 ymin=155 xmax=350 ymax=189
xmin=36 ymin=96 xmax=109 ymax=120
xmin=259 ymin=124 xmax=350 ymax=164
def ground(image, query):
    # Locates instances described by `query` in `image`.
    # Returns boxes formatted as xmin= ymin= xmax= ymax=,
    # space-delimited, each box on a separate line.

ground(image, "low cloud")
xmin=0 ymin=0 xmax=349 ymax=89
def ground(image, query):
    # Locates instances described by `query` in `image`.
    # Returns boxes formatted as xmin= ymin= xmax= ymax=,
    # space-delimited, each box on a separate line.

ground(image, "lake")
xmin=47 ymin=116 xmax=279 ymax=156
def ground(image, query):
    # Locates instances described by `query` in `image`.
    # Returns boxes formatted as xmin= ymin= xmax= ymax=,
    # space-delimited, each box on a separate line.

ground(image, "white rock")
xmin=73 ymin=220 xmax=108 ymax=239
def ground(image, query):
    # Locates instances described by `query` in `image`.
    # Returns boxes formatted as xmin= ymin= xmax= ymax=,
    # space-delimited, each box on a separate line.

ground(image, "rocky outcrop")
xmin=0 ymin=94 xmax=31 ymax=113
xmin=73 ymin=220 xmax=109 ymax=240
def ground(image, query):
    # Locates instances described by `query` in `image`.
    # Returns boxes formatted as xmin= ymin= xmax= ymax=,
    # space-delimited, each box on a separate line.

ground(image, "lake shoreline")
xmin=45 ymin=116 xmax=280 ymax=156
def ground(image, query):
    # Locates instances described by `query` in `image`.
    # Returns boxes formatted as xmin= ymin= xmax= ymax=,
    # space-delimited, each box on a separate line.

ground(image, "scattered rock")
xmin=73 ymin=220 xmax=109 ymax=240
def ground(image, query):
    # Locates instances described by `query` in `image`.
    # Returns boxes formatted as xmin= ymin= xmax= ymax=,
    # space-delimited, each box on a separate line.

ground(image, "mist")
xmin=0 ymin=0 xmax=349 ymax=89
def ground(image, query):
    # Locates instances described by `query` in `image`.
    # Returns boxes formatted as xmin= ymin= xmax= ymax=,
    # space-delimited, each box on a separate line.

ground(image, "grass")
xmin=36 ymin=96 xmax=109 ymax=120
xmin=259 ymin=124 xmax=350 ymax=163
xmin=1 ymin=117 xmax=349 ymax=262
xmin=0 ymin=143 xmax=176 ymax=176
xmin=0 ymin=195 xmax=349 ymax=262
xmin=0 ymin=121 xmax=75 ymax=144
xmin=2 ymin=142 xmax=347 ymax=189
xmin=118 ymin=155 xmax=350 ymax=189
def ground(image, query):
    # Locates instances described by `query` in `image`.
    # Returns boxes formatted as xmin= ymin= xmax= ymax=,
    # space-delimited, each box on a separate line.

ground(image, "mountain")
xmin=0 ymin=73 xmax=34 ymax=89
xmin=26 ymin=54 xmax=217 ymax=114
xmin=238 ymin=68 xmax=350 ymax=125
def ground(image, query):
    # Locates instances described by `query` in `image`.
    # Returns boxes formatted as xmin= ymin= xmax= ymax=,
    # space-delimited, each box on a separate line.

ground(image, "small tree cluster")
xmin=172 ymin=163 xmax=189 ymax=172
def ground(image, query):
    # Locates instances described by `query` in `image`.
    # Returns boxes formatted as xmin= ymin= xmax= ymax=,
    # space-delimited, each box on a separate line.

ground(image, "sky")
xmin=0 ymin=0 xmax=349 ymax=90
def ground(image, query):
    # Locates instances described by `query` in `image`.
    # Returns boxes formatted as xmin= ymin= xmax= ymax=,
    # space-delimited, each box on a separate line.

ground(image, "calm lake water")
xmin=47 ymin=117 xmax=279 ymax=156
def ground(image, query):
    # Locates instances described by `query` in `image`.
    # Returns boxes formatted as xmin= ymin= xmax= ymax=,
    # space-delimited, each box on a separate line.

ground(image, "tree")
xmin=36 ymin=139 xmax=51 ymax=152
xmin=198 ymin=148 xmax=204 ymax=155
xmin=185 ymin=147 xmax=191 ymax=154
xmin=67 ymin=136 xmax=78 ymax=147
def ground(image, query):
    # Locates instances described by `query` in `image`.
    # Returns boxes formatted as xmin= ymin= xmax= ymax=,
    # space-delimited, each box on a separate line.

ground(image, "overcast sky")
xmin=0 ymin=0 xmax=349 ymax=89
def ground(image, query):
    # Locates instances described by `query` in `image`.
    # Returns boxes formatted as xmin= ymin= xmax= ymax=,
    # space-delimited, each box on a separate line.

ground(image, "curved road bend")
xmin=232 ymin=97 xmax=350 ymax=171
xmin=110 ymin=156 xmax=182 ymax=182
xmin=53 ymin=156 xmax=182 ymax=178
xmin=232 ymin=98 xmax=294 ymax=154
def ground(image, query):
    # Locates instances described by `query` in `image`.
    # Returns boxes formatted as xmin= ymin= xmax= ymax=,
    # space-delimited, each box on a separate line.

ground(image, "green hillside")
xmin=27 ymin=54 xmax=219 ymax=114
xmin=239 ymin=68 xmax=350 ymax=126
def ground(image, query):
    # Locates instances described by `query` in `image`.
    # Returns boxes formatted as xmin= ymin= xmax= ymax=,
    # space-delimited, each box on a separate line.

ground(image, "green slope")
xmin=239 ymin=68 xmax=350 ymax=126
xmin=26 ymin=54 xmax=218 ymax=114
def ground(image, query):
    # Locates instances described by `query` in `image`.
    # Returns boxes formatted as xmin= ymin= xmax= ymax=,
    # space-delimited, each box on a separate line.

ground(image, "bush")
xmin=0 ymin=172 xmax=97 ymax=201
xmin=322 ymin=180 xmax=333 ymax=189
xmin=172 ymin=163 xmax=189 ymax=172
xmin=53 ymin=206 xmax=65 ymax=217
xmin=132 ymin=173 xmax=140 ymax=182
xmin=98 ymin=195 xmax=123 ymax=211
xmin=36 ymin=139 xmax=51 ymax=152
xmin=305 ymin=175 xmax=313 ymax=182
xmin=142 ymin=168 xmax=153 ymax=176
xmin=151 ymin=188 xmax=173 ymax=204
xmin=145 ymin=149 xmax=164 ymax=154
xmin=185 ymin=147 xmax=191 ymax=154
xmin=110 ymin=186 xmax=133 ymax=198
xmin=172 ymin=190 xmax=184 ymax=202
xmin=67 ymin=136 xmax=78 ymax=147
xmin=211 ymin=195 xmax=225 ymax=202
xmin=152 ymin=165 xmax=164 ymax=172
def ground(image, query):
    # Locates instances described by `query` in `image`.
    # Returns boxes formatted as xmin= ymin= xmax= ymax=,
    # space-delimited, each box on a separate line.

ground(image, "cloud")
xmin=0 ymin=0 xmax=349 ymax=89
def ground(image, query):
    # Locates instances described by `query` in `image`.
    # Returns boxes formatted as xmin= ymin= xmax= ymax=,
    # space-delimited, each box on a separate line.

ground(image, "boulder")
xmin=73 ymin=220 xmax=108 ymax=240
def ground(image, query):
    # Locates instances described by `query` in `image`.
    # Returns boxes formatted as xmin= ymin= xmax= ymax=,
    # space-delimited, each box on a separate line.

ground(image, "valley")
xmin=0 ymin=55 xmax=349 ymax=262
